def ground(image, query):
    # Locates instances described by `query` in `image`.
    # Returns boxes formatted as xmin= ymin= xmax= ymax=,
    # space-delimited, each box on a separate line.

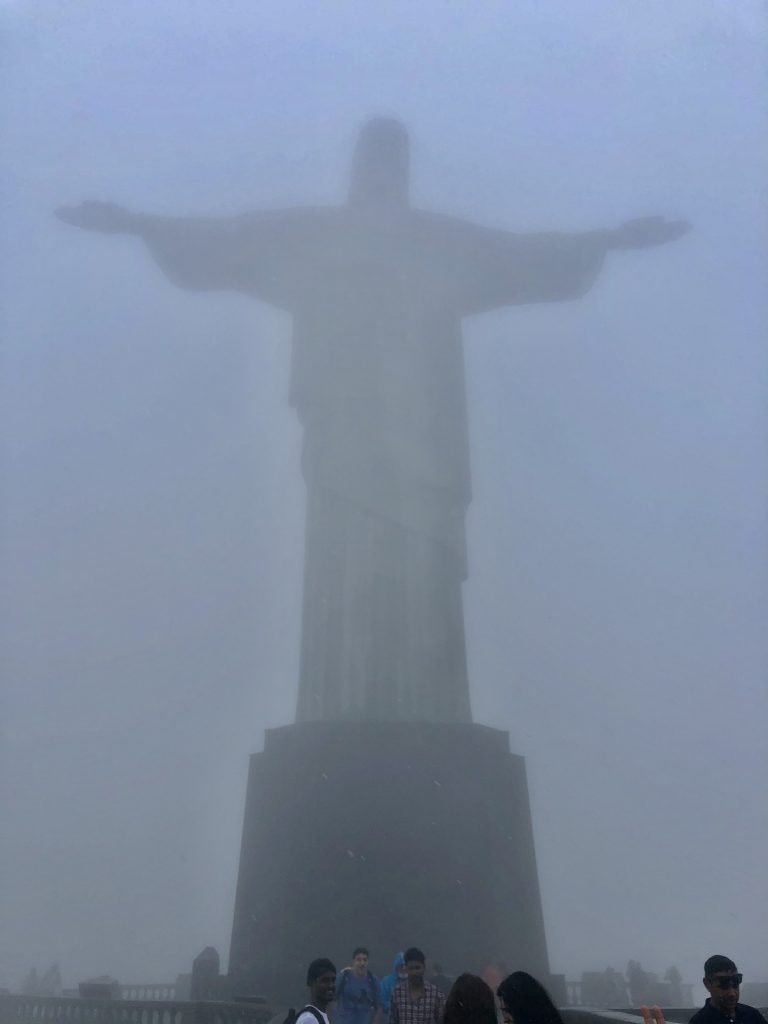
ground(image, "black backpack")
xmin=283 ymin=1007 xmax=326 ymax=1024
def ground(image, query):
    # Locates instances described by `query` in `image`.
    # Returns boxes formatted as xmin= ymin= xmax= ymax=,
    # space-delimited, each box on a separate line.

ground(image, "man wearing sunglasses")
xmin=689 ymin=956 xmax=765 ymax=1024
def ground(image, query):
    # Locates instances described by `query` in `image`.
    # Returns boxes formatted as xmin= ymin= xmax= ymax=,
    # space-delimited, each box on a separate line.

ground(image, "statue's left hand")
xmin=611 ymin=216 xmax=690 ymax=249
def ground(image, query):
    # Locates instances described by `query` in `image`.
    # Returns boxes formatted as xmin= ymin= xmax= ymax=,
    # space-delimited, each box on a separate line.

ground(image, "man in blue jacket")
xmin=381 ymin=953 xmax=407 ymax=1024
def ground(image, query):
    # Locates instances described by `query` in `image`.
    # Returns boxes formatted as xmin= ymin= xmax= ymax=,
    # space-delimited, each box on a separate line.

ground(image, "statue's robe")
xmin=140 ymin=206 xmax=604 ymax=722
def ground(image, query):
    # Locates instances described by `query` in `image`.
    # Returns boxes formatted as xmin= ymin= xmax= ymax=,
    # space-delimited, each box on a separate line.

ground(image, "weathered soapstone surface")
xmin=228 ymin=722 xmax=549 ymax=1001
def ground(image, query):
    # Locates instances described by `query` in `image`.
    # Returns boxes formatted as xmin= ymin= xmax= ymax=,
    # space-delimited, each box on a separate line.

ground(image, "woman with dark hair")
xmin=444 ymin=974 xmax=498 ymax=1024
xmin=496 ymin=973 xmax=564 ymax=1024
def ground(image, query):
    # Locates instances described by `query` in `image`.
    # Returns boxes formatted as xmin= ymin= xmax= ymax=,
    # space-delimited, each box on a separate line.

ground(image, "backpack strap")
xmin=299 ymin=1006 xmax=326 ymax=1024
xmin=336 ymin=970 xmax=378 ymax=1007
xmin=337 ymin=970 xmax=349 ymax=999
xmin=367 ymin=972 xmax=378 ymax=1006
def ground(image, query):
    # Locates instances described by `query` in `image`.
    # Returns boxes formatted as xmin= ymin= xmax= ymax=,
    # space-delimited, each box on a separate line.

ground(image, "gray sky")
xmin=2 ymin=0 xmax=766 ymax=998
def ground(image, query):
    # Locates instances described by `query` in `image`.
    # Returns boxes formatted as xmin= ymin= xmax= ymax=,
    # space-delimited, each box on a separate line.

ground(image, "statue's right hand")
xmin=55 ymin=201 xmax=134 ymax=234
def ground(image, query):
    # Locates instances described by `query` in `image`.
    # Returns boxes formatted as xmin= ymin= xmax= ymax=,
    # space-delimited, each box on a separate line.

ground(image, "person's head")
xmin=404 ymin=947 xmax=426 ymax=983
xmin=444 ymin=974 xmax=497 ymax=1024
xmin=393 ymin=952 xmax=407 ymax=978
xmin=703 ymin=956 xmax=741 ymax=1015
xmin=352 ymin=948 xmax=370 ymax=975
xmin=306 ymin=958 xmax=337 ymax=1009
xmin=348 ymin=117 xmax=410 ymax=210
xmin=497 ymin=972 xmax=563 ymax=1024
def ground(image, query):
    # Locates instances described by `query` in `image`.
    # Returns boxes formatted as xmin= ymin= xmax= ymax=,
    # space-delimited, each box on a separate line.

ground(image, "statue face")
xmin=348 ymin=117 xmax=410 ymax=208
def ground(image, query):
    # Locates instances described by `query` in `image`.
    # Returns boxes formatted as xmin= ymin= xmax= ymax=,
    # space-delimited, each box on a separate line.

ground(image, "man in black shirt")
xmin=690 ymin=955 xmax=765 ymax=1024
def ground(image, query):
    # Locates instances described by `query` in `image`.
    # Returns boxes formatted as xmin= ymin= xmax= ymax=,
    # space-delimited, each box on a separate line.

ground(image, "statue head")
xmin=348 ymin=117 xmax=410 ymax=209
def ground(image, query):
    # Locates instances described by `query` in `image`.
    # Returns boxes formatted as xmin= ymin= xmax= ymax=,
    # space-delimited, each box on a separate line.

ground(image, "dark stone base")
xmin=228 ymin=721 xmax=549 ymax=1001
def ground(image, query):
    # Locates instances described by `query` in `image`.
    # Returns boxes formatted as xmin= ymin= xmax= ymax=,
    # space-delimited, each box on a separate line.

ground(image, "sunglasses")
xmin=710 ymin=975 xmax=743 ymax=990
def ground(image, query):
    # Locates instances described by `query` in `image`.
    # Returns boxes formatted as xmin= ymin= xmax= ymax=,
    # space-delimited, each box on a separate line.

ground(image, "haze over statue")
xmin=57 ymin=117 xmax=689 ymax=996
xmin=58 ymin=116 xmax=687 ymax=727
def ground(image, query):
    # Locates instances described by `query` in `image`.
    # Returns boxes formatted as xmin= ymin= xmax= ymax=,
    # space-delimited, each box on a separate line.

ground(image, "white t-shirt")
xmin=296 ymin=1008 xmax=330 ymax=1024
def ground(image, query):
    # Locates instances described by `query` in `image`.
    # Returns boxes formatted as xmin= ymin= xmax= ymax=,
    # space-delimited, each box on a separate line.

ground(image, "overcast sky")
xmin=1 ymin=0 xmax=766 ymax=1000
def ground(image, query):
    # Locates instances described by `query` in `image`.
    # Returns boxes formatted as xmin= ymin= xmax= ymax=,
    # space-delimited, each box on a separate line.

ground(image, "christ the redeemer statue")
xmin=58 ymin=117 xmax=687 ymax=726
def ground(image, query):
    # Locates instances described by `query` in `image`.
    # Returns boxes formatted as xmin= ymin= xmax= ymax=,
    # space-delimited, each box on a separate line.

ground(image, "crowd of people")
xmin=290 ymin=950 xmax=764 ymax=1024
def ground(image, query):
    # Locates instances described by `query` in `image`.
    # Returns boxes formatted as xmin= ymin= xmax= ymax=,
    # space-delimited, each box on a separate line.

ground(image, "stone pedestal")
xmin=228 ymin=721 xmax=549 ymax=1001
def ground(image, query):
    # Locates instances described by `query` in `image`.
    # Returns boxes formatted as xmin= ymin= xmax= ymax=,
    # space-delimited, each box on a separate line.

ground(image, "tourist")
xmin=444 ymin=974 xmax=497 ymax=1024
xmin=429 ymin=965 xmax=453 ymax=997
xmin=497 ymin=972 xmax=564 ymax=1024
xmin=689 ymin=956 xmax=765 ymax=1024
xmin=483 ymin=962 xmax=507 ymax=995
xmin=390 ymin=947 xmax=445 ymax=1024
xmin=382 ymin=954 xmax=407 ymax=1024
xmin=335 ymin=948 xmax=382 ymax=1024
xmin=295 ymin=959 xmax=337 ymax=1024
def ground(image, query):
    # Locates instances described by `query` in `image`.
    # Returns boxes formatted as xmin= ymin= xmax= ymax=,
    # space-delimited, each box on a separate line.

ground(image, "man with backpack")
xmin=335 ymin=947 xmax=382 ymax=1024
xmin=293 ymin=958 xmax=338 ymax=1024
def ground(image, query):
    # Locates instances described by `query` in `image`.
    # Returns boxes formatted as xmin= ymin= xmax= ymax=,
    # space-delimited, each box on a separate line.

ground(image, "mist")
xmin=2 ymin=0 xmax=766 ymax=1003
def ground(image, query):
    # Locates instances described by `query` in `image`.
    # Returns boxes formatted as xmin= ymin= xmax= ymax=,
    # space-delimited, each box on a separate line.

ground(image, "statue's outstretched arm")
xmin=607 ymin=216 xmax=690 ymax=251
xmin=56 ymin=200 xmax=261 ymax=295
xmin=441 ymin=214 xmax=689 ymax=316
xmin=56 ymin=201 xmax=137 ymax=235
xmin=55 ymin=201 xmax=319 ymax=309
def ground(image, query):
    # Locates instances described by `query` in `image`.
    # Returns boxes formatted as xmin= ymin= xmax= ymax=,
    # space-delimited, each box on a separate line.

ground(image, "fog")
xmin=2 ymin=0 xmax=766 ymax=1002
